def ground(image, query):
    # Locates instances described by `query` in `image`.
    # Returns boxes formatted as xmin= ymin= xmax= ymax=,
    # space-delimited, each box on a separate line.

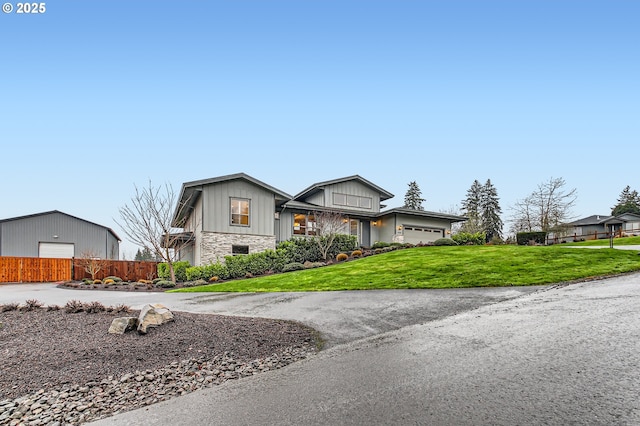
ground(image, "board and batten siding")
xmin=317 ymin=181 xmax=381 ymax=213
xmin=201 ymin=180 xmax=277 ymax=236
xmin=0 ymin=212 xmax=119 ymax=259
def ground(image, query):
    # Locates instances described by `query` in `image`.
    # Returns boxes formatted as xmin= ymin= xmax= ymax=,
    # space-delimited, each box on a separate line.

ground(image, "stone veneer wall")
xmin=200 ymin=232 xmax=276 ymax=265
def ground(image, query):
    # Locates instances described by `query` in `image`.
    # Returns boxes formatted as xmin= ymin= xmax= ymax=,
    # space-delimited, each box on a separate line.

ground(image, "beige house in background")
xmin=172 ymin=173 xmax=466 ymax=265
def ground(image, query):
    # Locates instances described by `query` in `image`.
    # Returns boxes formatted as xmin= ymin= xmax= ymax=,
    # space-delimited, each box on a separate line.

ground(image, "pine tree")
xmin=403 ymin=181 xmax=425 ymax=210
xmin=611 ymin=185 xmax=640 ymax=215
xmin=460 ymin=180 xmax=483 ymax=233
xmin=480 ymin=179 xmax=503 ymax=242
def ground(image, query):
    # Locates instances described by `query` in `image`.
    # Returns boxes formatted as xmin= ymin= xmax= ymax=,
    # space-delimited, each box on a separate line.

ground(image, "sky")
xmin=1 ymin=1 xmax=638 ymax=258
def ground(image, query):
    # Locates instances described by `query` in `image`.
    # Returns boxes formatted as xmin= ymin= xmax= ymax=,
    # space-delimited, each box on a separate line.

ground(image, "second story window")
xmin=231 ymin=198 xmax=250 ymax=226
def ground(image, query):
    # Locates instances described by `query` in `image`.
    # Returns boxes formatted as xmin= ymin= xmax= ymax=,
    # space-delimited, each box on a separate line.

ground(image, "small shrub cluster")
xmin=336 ymin=253 xmax=349 ymax=262
xmin=1 ymin=302 xmax=20 ymax=312
xmin=22 ymin=299 xmax=44 ymax=311
xmin=282 ymin=262 xmax=304 ymax=272
xmin=434 ymin=238 xmax=458 ymax=246
xmin=452 ymin=232 xmax=486 ymax=246
xmin=62 ymin=300 xmax=131 ymax=314
xmin=155 ymin=280 xmax=176 ymax=288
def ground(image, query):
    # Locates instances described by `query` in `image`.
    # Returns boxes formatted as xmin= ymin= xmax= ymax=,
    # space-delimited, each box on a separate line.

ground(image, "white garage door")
xmin=39 ymin=242 xmax=75 ymax=259
xmin=403 ymin=227 xmax=443 ymax=244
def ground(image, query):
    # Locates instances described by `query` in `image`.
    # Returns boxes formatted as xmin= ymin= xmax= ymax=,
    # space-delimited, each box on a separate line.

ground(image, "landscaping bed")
xmin=0 ymin=305 xmax=319 ymax=424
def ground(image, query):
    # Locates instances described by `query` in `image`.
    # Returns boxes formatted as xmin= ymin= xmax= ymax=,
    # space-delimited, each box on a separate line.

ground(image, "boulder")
xmin=108 ymin=317 xmax=138 ymax=334
xmin=137 ymin=303 xmax=174 ymax=334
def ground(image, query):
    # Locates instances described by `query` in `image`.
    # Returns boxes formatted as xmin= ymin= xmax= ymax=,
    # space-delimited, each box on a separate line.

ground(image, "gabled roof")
xmin=379 ymin=207 xmax=468 ymax=222
xmin=568 ymin=215 xmax=613 ymax=226
xmin=293 ymin=175 xmax=394 ymax=201
xmin=0 ymin=210 xmax=121 ymax=241
xmin=172 ymin=173 xmax=292 ymax=226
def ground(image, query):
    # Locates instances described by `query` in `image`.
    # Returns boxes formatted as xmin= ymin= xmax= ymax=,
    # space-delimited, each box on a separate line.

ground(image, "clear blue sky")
xmin=2 ymin=1 xmax=638 ymax=258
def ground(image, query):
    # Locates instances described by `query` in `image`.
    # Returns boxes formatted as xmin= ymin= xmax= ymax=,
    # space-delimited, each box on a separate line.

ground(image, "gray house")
xmin=0 ymin=210 xmax=120 ymax=259
xmin=172 ymin=173 xmax=466 ymax=266
xmin=560 ymin=213 xmax=640 ymax=240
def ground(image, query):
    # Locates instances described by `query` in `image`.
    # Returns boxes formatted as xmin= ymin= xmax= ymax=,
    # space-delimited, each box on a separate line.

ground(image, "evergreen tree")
xmin=611 ymin=185 xmax=640 ymax=216
xmin=134 ymin=247 xmax=155 ymax=261
xmin=480 ymin=179 xmax=503 ymax=241
xmin=403 ymin=181 xmax=425 ymax=210
xmin=460 ymin=180 xmax=483 ymax=233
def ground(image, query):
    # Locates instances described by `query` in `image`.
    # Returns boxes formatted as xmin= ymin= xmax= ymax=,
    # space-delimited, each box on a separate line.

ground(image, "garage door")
xmin=39 ymin=242 xmax=75 ymax=259
xmin=403 ymin=227 xmax=443 ymax=244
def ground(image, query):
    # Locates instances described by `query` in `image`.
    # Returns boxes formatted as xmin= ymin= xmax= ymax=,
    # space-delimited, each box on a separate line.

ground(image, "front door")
xmin=361 ymin=220 xmax=371 ymax=248
xmin=350 ymin=219 xmax=359 ymax=245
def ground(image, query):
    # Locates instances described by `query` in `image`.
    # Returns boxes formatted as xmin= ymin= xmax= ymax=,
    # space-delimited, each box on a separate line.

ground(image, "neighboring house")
xmin=172 ymin=173 xmax=466 ymax=266
xmin=0 ymin=210 xmax=120 ymax=259
xmin=559 ymin=213 xmax=640 ymax=240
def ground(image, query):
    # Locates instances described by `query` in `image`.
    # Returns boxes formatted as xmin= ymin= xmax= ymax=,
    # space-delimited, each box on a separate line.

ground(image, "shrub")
xmin=336 ymin=253 xmax=349 ymax=261
xmin=112 ymin=303 xmax=131 ymax=313
xmin=82 ymin=278 xmax=93 ymax=285
xmin=137 ymin=279 xmax=152 ymax=284
xmin=282 ymin=262 xmax=304 ymax=272
xmin=155 ymin=280 xmax=176 ymax=288
xmin=1 ymin=302 xmax=20 ymax=312
xmin=22 ymin=299 xmax=44 ymax=311
xmin=516 ymin=232 xmax=547 ymax=246
xmin=209 ymin=276 xmax=220 ymax=282
xmin=104 ymin=276 xmax=123 ymax=282
xmin=158 ymin=261 xmax=191 ymax=282
xmin=46 ymin=304 xmax=61 ymax=311
xmin=371 ymin=241 xmax=391 ymax=249
xmin=64 ymin=300 xmax=85 ymax=313
xmin=351 ymin=250 xmax=363 ymax=258
xmin=434 ymin=238 xmax=458 ymax=246
xmin=84 ymin=301 xmax=106 ymax=313
xmin=452 ymin=232 xmax=486 ymax=246
xmin=303 ymin=261 xmax=325 ymax=269
xmin=93 ymin=279 xmax=102 ymax=284
xmin=103 ymin=278 xmax=115 ymax=285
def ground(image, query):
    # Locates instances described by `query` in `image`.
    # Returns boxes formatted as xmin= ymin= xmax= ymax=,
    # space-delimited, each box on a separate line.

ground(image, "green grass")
xmin=561 ymin=235 xmax=640 ymax=246
xmin=170 ymin=245 xmax=640 ymax=293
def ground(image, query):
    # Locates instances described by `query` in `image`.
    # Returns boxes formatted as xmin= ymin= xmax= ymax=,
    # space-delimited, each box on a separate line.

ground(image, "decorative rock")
xmin=137 ymin=304 xmax=174 ymax=334
xmin=108 ymin=317 xmax=138 ymax=334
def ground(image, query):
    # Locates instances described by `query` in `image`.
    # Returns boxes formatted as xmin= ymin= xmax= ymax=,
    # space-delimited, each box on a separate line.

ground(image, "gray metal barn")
xmin=0 ymin=210 xmax=120 ymax=259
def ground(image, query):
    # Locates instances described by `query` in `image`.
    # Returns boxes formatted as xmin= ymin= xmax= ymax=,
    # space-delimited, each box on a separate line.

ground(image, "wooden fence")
xmin=0 ymin=257 xmax=159 ymax=283
xmin=72 ymin=259 xmax=159 ymax=281
xmin=0 ymin=257 xmax=72 ymax=283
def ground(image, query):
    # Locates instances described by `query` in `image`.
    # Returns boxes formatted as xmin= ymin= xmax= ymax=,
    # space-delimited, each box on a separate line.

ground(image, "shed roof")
xmin=0 ymin=210 xmax=121 ymax=241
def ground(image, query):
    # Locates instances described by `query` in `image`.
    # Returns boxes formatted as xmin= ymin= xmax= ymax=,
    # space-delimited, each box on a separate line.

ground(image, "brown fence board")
xmin=72 ymin=260 xmax=158 ymax=282
xmin=0 ymin=257 xmax=158 ymax=283
xmin=0 ymin=257 xmax=72 ymax=283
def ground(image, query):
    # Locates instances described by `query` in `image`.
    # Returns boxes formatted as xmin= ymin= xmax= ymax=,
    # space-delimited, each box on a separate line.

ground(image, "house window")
xmin=333 ymin=192 xmax=373 ymax=209
xmin=231 ymin=198 xmax=250 ymax=226
xmin=232 ymin=245 xmax=249 ymax=255
xmin=293 ymin=213 xmax=316 ymax=236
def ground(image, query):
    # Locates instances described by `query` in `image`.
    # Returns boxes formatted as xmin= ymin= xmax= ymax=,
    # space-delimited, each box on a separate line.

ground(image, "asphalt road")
xmin=87 ymin=272 xmax=640 ymax=426
xmin=0 ymin=283 xmax=541 ymax=346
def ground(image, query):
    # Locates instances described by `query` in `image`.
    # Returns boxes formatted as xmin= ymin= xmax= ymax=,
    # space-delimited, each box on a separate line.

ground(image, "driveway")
xmin=0 ymin=283 xmax=542 ymax=346
xmin=90 ymin=271 xmax=640 ymax=425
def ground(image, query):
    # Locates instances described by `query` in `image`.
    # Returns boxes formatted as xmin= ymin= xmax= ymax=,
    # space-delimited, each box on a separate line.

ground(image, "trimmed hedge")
xmin=516 ymin=232 xmax=547 ymax=245
xmin=434 ymin=238 xmax=458 ymax=246
xmin=183 ymin=235 xmax=359 ymax=282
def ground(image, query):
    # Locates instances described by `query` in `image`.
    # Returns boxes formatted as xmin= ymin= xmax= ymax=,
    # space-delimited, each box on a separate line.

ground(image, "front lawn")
xmin=171 ymin=245 xmax=640 ymax=293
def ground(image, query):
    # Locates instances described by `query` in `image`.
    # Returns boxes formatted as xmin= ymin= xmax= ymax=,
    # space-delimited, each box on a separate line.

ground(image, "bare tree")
xmin=313 ymin=210 xmax=348 ymax=260
xmin=116 ymin=181 xmax=196 ymax=282
xmin=75 ymin=249 xmax=108 ymax=281
xmin=510 ymin=177 xmax=577 ymax=233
